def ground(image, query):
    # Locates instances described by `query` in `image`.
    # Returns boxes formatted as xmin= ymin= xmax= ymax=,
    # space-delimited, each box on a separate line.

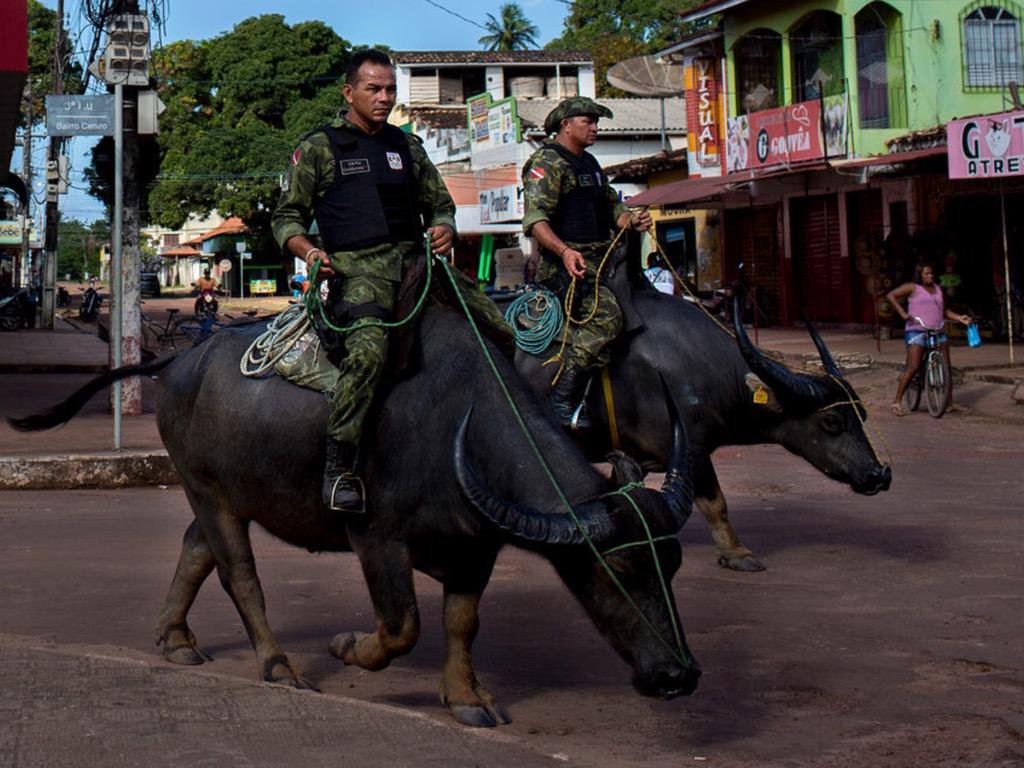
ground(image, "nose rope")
xmin=437 ymin=247 xmax=693 ymax=670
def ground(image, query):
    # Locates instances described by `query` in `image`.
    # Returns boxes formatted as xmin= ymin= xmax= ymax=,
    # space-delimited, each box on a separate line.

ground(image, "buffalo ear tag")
xmin=753 ymin=385 xmax=768 ymax=406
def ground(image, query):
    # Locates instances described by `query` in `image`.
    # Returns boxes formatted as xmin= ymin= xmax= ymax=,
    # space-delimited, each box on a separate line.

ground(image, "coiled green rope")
xmin=502 ymin=288 xmax=564 ymax=355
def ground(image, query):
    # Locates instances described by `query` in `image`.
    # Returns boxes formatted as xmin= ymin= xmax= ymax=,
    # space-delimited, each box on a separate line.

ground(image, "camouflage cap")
xmin=543 ymin=97 xmax=614 ymax=135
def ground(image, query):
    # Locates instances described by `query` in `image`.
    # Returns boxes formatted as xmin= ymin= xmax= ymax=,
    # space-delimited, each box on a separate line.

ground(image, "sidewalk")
xmin=1 ymin=319 xmax=1021 ymax=490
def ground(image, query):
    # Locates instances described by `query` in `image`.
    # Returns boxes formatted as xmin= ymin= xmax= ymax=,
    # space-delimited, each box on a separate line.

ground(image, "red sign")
xmin=686 ymin=57 xmax=720 ymax=170
xmin=725 ymin=100 xmax=824 ymax=172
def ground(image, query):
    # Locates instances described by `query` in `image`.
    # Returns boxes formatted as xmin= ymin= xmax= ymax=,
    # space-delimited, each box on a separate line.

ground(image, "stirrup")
xmin=327 ymin=473 xmax=366 ymax=513
xmin=569 ymin=375 xmax=594 ymax=431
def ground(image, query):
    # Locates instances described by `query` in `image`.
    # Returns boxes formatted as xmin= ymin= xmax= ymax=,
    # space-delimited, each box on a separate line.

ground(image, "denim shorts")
xmin=905 ymin=330 xmax=947 ymax=347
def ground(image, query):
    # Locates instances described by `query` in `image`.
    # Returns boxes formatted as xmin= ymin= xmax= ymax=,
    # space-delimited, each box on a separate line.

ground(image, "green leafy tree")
xmin=86 ymin=15 xmax=352 ymax=238
xmin=26 ymin=0 xmax=84 ymax=124
xmin=479 ymin=3 xmax=540 ymax=51
xmin=547 ymin=0 xmax=701 ymax=97
xmin=56 ymin=218 xmax=107 ymax=279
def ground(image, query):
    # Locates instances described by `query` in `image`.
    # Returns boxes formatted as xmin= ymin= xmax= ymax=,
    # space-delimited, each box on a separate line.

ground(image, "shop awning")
xmin=625 ymin=175 xmax=732 ymax=207
xmin=830 ymin=146 xmax=947 ymax=169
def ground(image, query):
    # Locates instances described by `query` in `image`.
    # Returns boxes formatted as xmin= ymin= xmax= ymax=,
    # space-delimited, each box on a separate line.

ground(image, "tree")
xmin=547 ymin=0 xmax=702 ymax=97
xmin=25 ymin=0 xmax=84 ymax=124
xmin=86 ymin=15 xmax=352 ymax=238
xmin=478 ymin=3 xmax=540 ymax=51
xmin=56 ymin=218 xmax=107 ymax=279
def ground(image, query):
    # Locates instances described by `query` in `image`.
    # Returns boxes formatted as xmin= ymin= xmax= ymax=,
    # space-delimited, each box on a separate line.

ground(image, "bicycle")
xmin=176 ymin=313 xmax=230 ymax=345
xmin=140 ymin=306 xmax=182 ymax=351
xmin=902 ymin=318 xmax=952 ymax=418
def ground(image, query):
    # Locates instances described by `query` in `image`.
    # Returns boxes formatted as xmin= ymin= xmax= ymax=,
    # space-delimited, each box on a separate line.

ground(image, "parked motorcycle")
xmin=79 ymin=279 xmax=103 ymax=322
xmin=0 ymin=287 xmax=37 ymax=331
xmin=57 ymin=285 xmax=70 ymax=308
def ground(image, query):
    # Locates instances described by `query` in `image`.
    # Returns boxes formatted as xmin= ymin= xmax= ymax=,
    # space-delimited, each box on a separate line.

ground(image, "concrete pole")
xmin=111 ymin=82 xmax=123 ymax=449
xmin=41 ymin=0 xmax=64 ymax=329
xmin=119 ymin=86 xmax=143 ymax=415
xmin=20 ymin=84 xmax=31 ymax=291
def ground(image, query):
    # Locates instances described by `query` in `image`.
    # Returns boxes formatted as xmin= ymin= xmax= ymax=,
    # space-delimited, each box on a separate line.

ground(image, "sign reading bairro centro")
xmin=948 ymin=110 xmax=1024 ymax=179
xmin=45 ymin=95 xmax=116 ymax=137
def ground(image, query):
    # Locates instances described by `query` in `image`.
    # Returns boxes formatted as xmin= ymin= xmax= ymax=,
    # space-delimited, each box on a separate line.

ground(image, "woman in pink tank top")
xmin=886 ymin=264 xmax=971 ymax=416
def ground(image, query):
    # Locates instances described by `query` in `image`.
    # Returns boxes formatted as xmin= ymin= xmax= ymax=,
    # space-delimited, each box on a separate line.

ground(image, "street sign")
xmin=45 ymin=95 xmax=116 ymax=137
xmin=235 ymin=241 xmax=246 ymax=253
xmin=219 ymin=258 xmax=232 ymax=272
xmin=241 ymin=252 xmax=252 ymax=260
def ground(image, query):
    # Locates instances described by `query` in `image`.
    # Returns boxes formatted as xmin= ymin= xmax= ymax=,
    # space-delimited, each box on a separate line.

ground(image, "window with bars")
xmin=734 ymin=32 xmax=782 ymax=114
xmin=964 ymin=7 xmax=1024 ymax=87
xmin=855 ymin=3 xmax=907 ymax=129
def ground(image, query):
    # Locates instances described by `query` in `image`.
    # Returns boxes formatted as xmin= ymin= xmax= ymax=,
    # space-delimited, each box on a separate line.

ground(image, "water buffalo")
xmin=11 ymin=306 xmax=700 ymax=727
xmin=513 ymin=289 xmax=892 ymax=572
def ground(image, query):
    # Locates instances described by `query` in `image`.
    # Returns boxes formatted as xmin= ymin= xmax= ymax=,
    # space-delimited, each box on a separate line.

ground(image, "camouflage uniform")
xmin=522 ymin=140 xmax=629 ymax=372
xmin=272 ymin=116 xmax=509 ymax=447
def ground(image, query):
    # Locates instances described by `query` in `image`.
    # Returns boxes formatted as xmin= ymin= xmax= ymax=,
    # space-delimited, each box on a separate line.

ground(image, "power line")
xmin=421 ymin=0 xmax=488 ymax=31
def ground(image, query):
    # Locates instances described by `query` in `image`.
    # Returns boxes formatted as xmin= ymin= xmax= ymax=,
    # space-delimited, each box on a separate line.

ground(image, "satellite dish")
xmin=606 ymin=55 xmax=684 ymax=97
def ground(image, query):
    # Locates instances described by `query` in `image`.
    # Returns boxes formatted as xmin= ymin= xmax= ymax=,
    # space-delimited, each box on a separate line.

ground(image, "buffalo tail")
xmin=7 ymin=355 xmax=177 ymax=432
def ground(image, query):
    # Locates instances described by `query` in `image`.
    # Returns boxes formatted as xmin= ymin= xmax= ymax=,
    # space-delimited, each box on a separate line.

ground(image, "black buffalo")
xmin=514 ymin=290 xmax=892 ymax=572
xmin=11 ymin=307 xmax=700 ymax=727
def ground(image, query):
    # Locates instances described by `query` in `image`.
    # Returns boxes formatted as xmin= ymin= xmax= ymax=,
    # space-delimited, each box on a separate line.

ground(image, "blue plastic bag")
xmin=967 ymin=322 xmax=982 ymax=347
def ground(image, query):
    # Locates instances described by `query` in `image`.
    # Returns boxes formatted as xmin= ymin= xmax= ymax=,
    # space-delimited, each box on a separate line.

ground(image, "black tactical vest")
xmin=543 ymin=143 xmax=614 ymax=262
xmin=314 ymin=123 xmax=422 ymax=252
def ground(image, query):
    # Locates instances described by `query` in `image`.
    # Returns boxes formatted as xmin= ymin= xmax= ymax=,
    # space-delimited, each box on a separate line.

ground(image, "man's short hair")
xmin=345 ymin=49 xmax=394 ymax=85
xmin=203 ymin=269 xmax=211 ymax=276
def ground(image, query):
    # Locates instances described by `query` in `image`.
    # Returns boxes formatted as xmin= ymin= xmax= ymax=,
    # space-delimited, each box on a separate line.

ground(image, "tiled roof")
xmin=394 ymin=50 xmax=591 ymax=65
xmin=517 ymin=97 xmax=687 ymax=135
xmin=681 ymin=0 xmax=757 ymax=23
xmin=197 ymin=216 xmax=249 ymax=242
xmin=160 ymin=245 xmax=202 ymax=258
xmin=603 ymin=149 xmax=688 ymax=181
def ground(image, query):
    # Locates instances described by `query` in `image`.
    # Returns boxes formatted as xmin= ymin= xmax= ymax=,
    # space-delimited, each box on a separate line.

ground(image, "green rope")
xmin=503 ymin=289 xmax=564 ymax=355
xmin=437 ymin=252 xmax=693 ymax=670
xmin=303 ymin=253 xmax=433 ymax=334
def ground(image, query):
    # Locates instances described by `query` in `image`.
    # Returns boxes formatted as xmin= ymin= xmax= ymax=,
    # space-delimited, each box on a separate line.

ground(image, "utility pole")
xmin=20 ymin=81 xmax=32 ymax=291
xmin=41 ymin=0 xmax=63 ymax=329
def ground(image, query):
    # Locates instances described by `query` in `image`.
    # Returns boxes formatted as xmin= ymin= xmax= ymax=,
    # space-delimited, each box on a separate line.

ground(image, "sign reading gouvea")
xmin=725 ymin=97 xmax=846 ymax=173
xmin=45 ymin=95 xmax=116 ymax=137
xmin=479 ymin=183 xmax=522 ymax=224
xmin=948 ymin=110 xmax=1024 ymax=179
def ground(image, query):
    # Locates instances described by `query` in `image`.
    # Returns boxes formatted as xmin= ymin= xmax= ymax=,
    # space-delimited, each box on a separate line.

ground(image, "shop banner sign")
xmin=0 ymin=218 xmax=24 ymax=245
xmin=479 ymin=183 xmax=521 ymax=224
xmin=725 ymin=99 xmax=826 ymax=172
xmin=948 ymin=110 xmax=1024 ymax=179
xmin=686 ymin=57 xmax=721 ymax=171
xmin=466 ymin=93 xmax=520 ymax=152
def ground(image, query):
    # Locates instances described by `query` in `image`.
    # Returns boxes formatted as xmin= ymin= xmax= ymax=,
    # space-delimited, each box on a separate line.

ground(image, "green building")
xmin=629 ymin=0 xmax=1023 ymax=328
xmin=700 ymin=0 xmax=1023 ymax=156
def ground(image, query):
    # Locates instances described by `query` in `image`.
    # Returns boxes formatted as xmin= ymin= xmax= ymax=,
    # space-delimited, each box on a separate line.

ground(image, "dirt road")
xmin=2 ymin=389 xmax=1022 ymax=766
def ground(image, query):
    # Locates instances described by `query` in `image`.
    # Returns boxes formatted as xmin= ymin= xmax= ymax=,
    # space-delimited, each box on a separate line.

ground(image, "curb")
xmin=0 ymin=363 xmax=109 ymax=374
xmin=0 ymin=450 xmax=179 ymax=490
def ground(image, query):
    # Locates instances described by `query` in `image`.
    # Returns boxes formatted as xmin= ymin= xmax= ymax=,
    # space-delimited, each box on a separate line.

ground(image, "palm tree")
xmin=478 ymin=3 xmax=540 ymax=51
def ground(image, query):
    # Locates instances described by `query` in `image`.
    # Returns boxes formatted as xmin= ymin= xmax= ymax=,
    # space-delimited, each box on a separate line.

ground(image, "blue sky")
xmin=22 ymin=0 xmax=573 ymax=224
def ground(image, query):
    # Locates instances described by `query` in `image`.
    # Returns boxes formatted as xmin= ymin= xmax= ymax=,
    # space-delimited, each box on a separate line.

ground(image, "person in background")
xmin=887 ymin=263 xmax=971 ymax=416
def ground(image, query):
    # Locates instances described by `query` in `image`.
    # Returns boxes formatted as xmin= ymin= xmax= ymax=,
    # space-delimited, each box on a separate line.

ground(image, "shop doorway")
xmin=845 ymin=188 xmax=885 ymax=325
xmin=723 ymin=204 xmax=783 ymax=325
xmin=790 ymin=193 xmax=851 ymax=322
xmin=656 ymin=219 xmax=697 ymax=287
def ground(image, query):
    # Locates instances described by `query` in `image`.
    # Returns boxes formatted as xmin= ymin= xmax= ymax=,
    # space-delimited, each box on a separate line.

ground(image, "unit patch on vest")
xmin=340 ymin=158 xmax=371 ymax=175
xmin=578 ymin=173 xmax=595 ymax=187
xmin=386 ymin=151 xmax=404 ymax=170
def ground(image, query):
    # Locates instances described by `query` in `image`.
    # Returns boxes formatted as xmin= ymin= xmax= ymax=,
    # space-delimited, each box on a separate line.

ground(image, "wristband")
xmin=559 ymin=245 xmax=571 ymax=260
xmin=304 ymin=247 xmax=322 ymax=265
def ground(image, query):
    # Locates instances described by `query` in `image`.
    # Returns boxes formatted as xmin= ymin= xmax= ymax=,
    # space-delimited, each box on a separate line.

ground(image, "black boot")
xmin=322 ymin=439 xmax=365 ymax=512
xmin=547 ymin=367 xmax=592 ymax=430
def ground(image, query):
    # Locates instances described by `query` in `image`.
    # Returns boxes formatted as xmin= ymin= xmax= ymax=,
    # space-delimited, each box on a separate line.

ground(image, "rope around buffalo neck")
xmin=435 ymin=246 xmax=692 ymax=670
xmin=240 ymin=303 xmax=311 ymax=377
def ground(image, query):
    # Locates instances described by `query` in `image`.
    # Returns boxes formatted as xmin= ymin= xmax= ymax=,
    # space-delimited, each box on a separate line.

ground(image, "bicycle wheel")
xmin=903 ymin=371 xmax=923 ymax=412
xmin=924 ymin=351 xmax=951 ymax=418
xmin=175 ymin=317 xmax=204 ymax=344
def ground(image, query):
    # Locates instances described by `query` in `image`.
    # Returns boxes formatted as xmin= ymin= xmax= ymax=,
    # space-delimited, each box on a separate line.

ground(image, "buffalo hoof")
xmin=327 ymin=632 xmax=358 ymax=663
xmin=261 ymin=654 xmax=320 ymax=692
xmin=163 ymin=644 xmax=207 ymax=666
xmin=449 ymin=703 xmax=511 ymax=728
xmin=717 ymin=552 xmax=766 ymax=572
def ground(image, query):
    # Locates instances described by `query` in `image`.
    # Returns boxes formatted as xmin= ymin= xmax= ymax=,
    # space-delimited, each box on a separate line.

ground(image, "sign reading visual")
xmin=686 ymin=57 xmax=720 ymax=170
xmin=45 ymin=95 xmax=116 ymax=137
xmin=725 ymin=96 xmax=847 ymax=173
xmin=948 ymin=109 xmax=1024 ymax=179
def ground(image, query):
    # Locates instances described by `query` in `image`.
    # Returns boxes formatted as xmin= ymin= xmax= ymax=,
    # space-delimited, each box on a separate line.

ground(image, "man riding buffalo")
xmin=522 ymin=96 xmax=653 ymax=429
xmin=272 ymin=48 xmax=509 ymax=513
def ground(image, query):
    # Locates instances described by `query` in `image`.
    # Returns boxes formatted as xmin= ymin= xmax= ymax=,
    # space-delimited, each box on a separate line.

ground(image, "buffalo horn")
xmin=732 ymin=294 xmax=833 ymax=405
xmin=800 ymin=310 xmax=843 ymax=380
xmin=453 ymin=409 xmax=616 ymax=546
xmin=659 ymin=375 xmax=693 ymax=529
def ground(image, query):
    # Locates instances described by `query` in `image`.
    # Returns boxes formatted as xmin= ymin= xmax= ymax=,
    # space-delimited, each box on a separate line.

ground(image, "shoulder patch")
xmin=529 ymin=166 xmax=546 ymax=180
